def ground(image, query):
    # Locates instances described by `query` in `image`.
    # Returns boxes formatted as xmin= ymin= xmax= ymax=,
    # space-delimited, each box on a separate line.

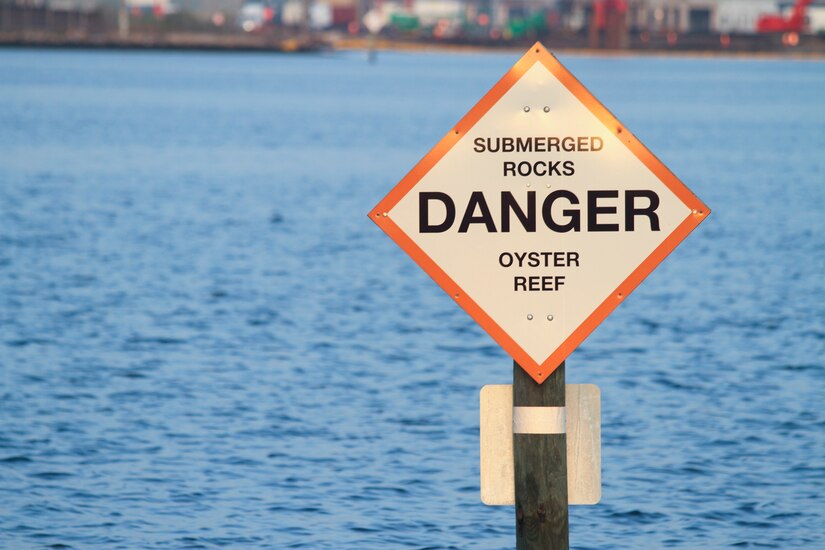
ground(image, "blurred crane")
xmin=757 ymin=0 xmax=812 ymax=33
xmin=589 ymin=0 xmax=628 ymax=49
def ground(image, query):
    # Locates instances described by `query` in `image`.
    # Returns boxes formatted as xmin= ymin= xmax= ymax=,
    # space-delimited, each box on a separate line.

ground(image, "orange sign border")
xmin=369 ymin=42 xmax=710 ymax=384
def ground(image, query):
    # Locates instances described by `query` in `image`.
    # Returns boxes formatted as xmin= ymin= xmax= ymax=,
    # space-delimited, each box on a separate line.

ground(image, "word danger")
xmin=419 ymin=190 xmax=661 ymax=233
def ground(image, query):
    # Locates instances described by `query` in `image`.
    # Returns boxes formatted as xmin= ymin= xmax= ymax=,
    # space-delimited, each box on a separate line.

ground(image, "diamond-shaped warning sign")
xmin=370 ymin=43 xmax=709 ymax=383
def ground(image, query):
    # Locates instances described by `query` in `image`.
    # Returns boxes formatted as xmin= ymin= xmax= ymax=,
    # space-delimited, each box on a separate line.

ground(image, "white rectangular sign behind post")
xmin=480 ymin=384 xmax=601 ymax=505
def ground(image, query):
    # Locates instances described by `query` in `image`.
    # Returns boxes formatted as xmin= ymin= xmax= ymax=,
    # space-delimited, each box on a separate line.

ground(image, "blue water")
xmin=1 ymin=48 xmax=823 ymax=549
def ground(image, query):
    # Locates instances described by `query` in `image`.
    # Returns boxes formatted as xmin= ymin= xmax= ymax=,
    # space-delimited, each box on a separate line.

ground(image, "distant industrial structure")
xmin=2 ymin=0 xmax=824 ymax=50
xmin=203 ymin=0 xmax=825 ymax=37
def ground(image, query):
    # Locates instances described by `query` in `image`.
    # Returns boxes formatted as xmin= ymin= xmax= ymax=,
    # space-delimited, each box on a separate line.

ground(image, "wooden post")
xmin=513 ymin=360 xmax=569 ymax=549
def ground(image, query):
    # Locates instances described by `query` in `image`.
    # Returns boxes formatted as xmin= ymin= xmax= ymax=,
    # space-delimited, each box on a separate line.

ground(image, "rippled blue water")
xmin=1 ymin=48 xmax=824 ymax=549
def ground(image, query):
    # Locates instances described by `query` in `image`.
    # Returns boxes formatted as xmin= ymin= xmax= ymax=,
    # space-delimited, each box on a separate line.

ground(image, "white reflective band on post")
xmin=513 ymin=406 xmax=566 ymax=434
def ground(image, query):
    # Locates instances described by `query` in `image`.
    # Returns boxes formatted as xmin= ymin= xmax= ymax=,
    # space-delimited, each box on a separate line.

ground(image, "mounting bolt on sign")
xmin=369 ymin=42 xmax=710 ymax=549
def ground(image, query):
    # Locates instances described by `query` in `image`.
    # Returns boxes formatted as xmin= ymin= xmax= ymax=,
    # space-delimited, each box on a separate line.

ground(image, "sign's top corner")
xmin=529 ymin=41 xmax=548 ymax=53
xmin=517 ymin=42 xmax=564 ymax=77
xmin=522 ymin=41 xmax=549 ymax=62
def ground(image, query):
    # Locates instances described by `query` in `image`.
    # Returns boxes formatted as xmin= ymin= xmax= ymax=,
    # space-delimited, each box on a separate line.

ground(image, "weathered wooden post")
xmin=513 ymin=361 xmax=568 ymax=549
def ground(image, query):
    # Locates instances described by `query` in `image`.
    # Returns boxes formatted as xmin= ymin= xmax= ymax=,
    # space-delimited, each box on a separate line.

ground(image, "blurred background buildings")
xmin=2 ymin=0 xmax=824 ymax=50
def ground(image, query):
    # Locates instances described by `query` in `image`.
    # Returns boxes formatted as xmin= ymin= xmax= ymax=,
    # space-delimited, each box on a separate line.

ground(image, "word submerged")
xmin=473 ymin=136 xmax=604 ymax=154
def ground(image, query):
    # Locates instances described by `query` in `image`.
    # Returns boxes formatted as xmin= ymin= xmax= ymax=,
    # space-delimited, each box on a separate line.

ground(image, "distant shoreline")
xmin=0 ymin=31 xmax=326 ymax=53
xmin=3 ymin=31 xmax=825 ymax=60
xmin=335 ymin=37 xmax=825 ymax=60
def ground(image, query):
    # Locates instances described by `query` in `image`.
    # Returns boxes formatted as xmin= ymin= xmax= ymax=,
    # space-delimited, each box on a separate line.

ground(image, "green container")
xmin=390 ymin=13 xmax=420 ymax=31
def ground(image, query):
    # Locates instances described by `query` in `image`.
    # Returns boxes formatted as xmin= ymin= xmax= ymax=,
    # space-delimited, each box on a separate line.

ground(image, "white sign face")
xmin=371 ymin=43 xmax=709 ymax=383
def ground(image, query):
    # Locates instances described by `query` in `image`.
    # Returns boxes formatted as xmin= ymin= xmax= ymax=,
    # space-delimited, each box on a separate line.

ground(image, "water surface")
xmin=1 ymin=48 xmax=824 ymax=548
